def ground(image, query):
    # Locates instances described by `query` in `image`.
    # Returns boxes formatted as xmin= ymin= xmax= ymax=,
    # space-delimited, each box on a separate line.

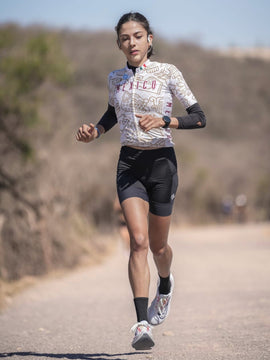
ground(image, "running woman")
xmin=76 ymin=12 xmax=206 ymax=350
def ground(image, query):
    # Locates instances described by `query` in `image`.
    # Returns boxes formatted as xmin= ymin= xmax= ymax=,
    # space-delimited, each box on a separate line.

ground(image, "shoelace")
xmin=155 ymin=295 xmax=170 ymax=315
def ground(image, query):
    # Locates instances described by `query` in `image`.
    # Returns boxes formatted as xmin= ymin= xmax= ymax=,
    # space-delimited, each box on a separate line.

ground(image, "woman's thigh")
xmin=121 ymin=197 xmax=149 ymax=249
xmin=148 ymin=212 xmax=171 ymax=253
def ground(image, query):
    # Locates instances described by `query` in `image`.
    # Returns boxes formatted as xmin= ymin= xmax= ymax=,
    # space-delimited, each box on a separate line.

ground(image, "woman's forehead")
xmin=119 ymin=21 xmax=146 ymax=36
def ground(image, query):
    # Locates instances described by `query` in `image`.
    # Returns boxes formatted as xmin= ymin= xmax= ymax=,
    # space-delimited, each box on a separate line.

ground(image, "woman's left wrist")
xmin=169 ymin=117 xmax=180 ymax=129
xmin=162 ymin=116 xmax=171 ymax=128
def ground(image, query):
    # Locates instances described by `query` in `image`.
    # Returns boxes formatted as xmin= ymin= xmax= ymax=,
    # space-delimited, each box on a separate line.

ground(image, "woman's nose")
xmin=130 ymin=37 xmax=135 ymax=46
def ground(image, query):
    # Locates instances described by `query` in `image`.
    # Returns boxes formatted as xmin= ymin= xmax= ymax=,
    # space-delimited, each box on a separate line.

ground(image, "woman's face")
xmin=118 ymin=21 xmax=153 ymax=67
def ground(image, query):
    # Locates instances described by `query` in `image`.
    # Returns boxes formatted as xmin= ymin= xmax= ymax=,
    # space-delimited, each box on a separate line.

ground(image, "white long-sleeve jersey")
xmin=108 ymin=59 xmax=197 ymax=148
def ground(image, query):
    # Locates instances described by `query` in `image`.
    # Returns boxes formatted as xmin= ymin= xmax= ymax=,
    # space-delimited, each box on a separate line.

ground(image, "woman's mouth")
xmin=130 ymin=50 xmax=139 ymax=55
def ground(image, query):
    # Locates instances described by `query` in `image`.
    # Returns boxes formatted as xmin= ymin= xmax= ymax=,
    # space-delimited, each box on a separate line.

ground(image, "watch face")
xmin=163 ymin=116 xmax=171 ymax=128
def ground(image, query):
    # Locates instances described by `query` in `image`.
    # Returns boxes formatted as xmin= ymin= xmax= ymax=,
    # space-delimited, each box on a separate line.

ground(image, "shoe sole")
xmin=132 ymin=333 xmax=155 ymax=350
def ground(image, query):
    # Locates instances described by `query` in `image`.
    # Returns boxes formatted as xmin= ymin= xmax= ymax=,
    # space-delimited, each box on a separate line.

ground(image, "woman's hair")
xmin=115 ymin=12 xmax=153 ymax=58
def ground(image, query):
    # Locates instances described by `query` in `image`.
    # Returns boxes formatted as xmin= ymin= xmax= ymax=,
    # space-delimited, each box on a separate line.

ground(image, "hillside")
xmin=0 ymin=24 xmax=270 ymax=284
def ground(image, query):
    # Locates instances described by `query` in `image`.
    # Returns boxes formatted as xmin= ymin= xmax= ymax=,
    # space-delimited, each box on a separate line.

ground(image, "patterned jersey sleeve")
xmin=108 ymin=72 xmax=115 ymax=107
xmin=168 ymin=64 xmax=197 ymax=109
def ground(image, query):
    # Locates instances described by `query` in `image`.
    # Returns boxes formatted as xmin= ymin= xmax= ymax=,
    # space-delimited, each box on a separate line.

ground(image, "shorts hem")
xmin=119 ymin=194 xmax=149 ymax=205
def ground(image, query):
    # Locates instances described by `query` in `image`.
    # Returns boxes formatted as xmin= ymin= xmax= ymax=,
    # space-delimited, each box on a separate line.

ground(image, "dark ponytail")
xmin=115 ymin=12 xmax=154 ymax=58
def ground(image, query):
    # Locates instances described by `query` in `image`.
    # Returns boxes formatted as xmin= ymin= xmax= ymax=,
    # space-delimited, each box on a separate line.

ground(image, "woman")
xmin=76 ymin=12 xmax=206 ymax=350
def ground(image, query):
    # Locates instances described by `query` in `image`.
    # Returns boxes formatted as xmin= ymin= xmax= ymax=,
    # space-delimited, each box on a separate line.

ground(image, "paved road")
xmin=0 ymin=223 xmax=270 ymax=360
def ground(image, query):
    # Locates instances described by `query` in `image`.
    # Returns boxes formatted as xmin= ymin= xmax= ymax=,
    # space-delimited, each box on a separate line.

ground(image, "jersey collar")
xmin=126 ymin=59 xmax=151 ymax=73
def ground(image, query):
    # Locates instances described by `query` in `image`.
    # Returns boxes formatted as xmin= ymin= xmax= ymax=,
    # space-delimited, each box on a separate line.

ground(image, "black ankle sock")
xmin=158 ymin=274 xmax=171 ymax=295
xmin=134 ymin=297 xmax=148 ymax=322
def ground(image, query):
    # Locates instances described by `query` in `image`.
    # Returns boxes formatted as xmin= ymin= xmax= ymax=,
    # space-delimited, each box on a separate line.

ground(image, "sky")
xmin=0 ymin=0 xmax=269 ymax=49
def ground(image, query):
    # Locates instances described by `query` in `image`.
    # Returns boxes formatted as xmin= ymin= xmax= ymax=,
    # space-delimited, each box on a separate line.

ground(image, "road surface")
xmin=0 ymin=223 xmax=270 ymax=360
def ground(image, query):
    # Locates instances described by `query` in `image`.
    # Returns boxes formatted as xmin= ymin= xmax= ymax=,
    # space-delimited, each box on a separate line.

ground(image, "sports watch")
xmin=162 ymin=116 xmax=171 ymax=128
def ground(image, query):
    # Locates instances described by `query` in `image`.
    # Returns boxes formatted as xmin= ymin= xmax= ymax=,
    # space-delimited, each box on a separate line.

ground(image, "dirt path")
xmin=0 ymin=223 xmax=270 ymax=360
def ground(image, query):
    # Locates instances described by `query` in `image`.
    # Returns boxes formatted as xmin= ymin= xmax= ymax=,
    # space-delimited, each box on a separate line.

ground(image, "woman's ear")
xmin=117 ymin=39 xmax=121 ymax=49
xmin=147 ymin=34 xmax=153 ymax=45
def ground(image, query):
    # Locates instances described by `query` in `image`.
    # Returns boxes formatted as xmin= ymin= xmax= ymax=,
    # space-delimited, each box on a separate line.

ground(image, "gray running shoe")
xmin=131 ymin=320 xmax=155 ymax=350
xmin=148 ymin=274 xmax=174 ymax=326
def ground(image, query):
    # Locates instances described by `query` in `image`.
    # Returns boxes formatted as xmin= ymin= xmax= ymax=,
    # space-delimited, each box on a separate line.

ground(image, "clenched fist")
xmin=76 ymin=123 xmax=97 ymax=143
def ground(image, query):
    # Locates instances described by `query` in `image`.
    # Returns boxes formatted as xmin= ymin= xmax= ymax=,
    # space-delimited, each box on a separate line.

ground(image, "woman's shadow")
xmin=0 ymin=351 xmax=151 ymax=359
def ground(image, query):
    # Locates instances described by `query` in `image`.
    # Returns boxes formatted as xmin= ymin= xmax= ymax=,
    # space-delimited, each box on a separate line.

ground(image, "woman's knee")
xmin=130 ymin=232 xmax=149 ymax=253
xmin=150 ymin=243 xmax=168 ymax=257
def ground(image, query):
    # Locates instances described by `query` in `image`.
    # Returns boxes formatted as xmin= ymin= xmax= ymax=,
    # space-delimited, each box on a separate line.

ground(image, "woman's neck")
xmin=127 ymin=62 xmax=138 ymax=74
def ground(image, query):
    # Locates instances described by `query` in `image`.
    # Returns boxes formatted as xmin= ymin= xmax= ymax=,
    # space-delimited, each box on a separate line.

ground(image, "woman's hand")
xmin=136 ymin=114 xmax=164 ymax=132
xmin=76 ymin=123 xmax=97 ymax=142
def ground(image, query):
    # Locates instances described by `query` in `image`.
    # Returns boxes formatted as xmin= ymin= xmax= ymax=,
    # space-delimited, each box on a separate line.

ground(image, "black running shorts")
xmin=116 ymin=146 xmax=178 ymax=216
